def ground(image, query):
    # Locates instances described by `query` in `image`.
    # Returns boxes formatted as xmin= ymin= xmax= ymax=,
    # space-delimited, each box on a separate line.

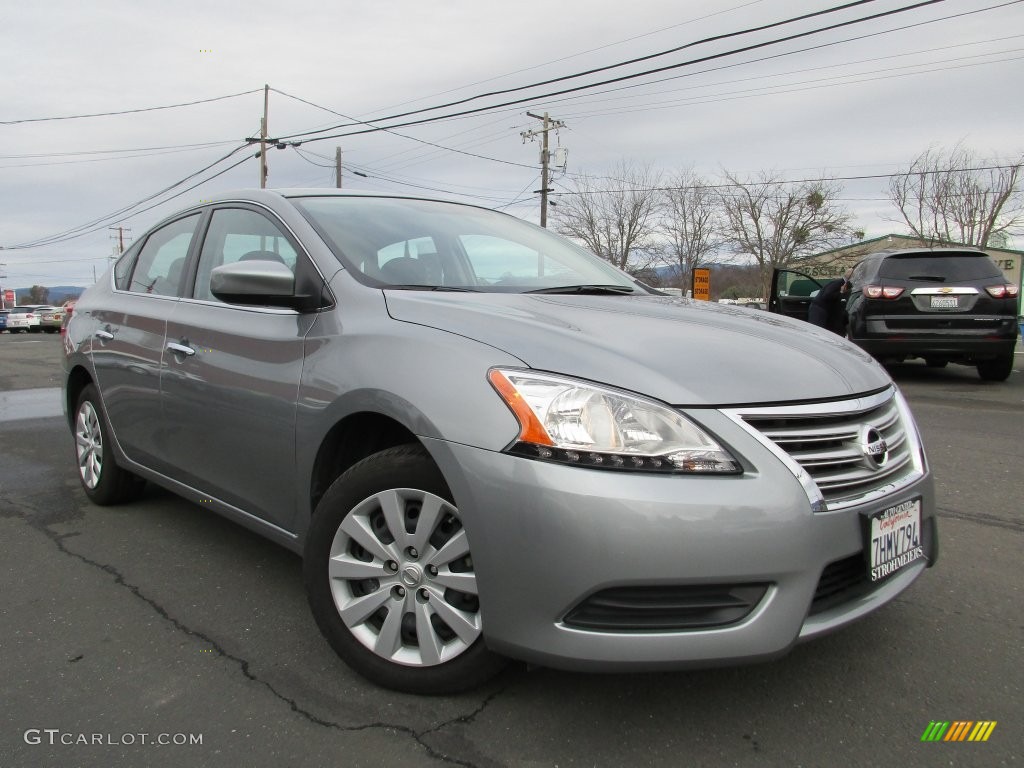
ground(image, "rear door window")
xmin=128 ymin=214 xmax=201 ymax=296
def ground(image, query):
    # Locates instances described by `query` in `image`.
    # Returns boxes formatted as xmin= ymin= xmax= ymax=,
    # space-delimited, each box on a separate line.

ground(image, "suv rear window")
xmin=878 ymin=253 xmax=1001 ymax=281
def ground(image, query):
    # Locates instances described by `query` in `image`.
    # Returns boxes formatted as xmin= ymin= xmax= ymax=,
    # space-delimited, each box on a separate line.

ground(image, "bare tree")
xmin=719 ymin=171 xmax=852 ymax=299
xmin=660 ymin=170 xmax=722 ymax=293
xmin=888 ymin=144 xmax=1023 ymax=247
xmin=27 ymin=285 xmax=50 ymax=304
xmin=552 ymin=161 xmax=662 ymax=273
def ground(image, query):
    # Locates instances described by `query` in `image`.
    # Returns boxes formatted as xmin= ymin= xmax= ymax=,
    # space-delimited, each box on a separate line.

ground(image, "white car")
xmin=5 ymin=307 xmax=41 ymax=333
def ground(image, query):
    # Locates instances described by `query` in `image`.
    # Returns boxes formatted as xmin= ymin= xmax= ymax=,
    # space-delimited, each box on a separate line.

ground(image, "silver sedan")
xmin=63 ymin=190 xmax=937 ymax=694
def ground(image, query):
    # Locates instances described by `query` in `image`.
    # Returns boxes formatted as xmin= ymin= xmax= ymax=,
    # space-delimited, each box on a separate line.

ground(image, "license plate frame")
xmin=930 ymin=295 xmax=958 ymax=309
xmin=865 ymin=498 xmax=924 ymax=582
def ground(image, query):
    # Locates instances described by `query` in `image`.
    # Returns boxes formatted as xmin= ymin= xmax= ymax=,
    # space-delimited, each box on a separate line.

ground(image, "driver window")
xmin=194 ymin=208 xmax=297 ymax=301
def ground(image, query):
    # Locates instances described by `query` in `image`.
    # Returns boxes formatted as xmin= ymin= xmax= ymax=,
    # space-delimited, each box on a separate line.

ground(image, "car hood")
xmin=384 ymin=292 xmax=890 ymax=406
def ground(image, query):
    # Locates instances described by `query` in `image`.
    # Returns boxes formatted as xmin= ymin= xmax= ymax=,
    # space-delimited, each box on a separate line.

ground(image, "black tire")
xmin=73 ymin=385 xmax=146 ymax=505
xmin=304 ymin=444 xmax=506 ymax=694
xmin=977 ymin=354 xmax=1014 ymax=382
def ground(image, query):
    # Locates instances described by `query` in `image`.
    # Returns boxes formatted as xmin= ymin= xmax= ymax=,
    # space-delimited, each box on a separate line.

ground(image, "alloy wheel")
xmin=327 ymin=488 xmax=481 ymax=667
xmin=75 ymin=400 xmax=103 ymax=489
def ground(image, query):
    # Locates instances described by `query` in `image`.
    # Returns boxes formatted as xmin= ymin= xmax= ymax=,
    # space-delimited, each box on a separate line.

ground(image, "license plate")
xmin=868 ymin=499 xmax=924 ymax=582
xmin=930 ymin=296 xmax=958 ymax=308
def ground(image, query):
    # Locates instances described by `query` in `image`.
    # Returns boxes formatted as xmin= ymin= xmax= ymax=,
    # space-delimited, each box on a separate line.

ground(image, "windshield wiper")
xmin=907 ymin=274 xmax=947 ymax=282
xmin=525 ymin=284 xmax=636 ymax=295
xmin=384 ymin=285 xmax=479 ymax=292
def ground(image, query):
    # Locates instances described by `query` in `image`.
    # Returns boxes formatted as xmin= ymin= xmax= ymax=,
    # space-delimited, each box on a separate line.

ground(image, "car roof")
xmin=862 ymin=247 xmax=989 ymax=259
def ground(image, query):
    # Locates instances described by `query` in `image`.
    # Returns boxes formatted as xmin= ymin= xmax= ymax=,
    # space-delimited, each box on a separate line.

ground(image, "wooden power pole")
xmin=521 ymin=112 xmax=565 ymax=228
xmin=260 ymin=84 xmax=269 ymax=188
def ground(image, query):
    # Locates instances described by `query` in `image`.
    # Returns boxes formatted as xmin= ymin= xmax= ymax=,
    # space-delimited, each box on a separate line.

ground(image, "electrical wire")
xmin=279 ymin=0 xmax=888 ymax=140
xmin=5 ymin=145 xmax=252 ymax=250
xmin=0 ymin=89 xmax=263 ymax=126
xmin=284 ymin=0 xmax=984 ymax=146
xmin=272 ymin=88 xmax=535 ymax=169
xmin=365 ymin=0 xmax=770 ymax=114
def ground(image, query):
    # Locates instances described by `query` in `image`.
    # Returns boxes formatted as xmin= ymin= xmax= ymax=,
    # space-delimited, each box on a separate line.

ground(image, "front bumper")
xmin=425 ymin=437 xmax=935 ymax=672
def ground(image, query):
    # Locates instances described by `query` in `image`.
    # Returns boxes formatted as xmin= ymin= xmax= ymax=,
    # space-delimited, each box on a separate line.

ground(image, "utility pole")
xmin=108 ymin=225 xmax=131 ymax=256
xmin=260 ymin=84 xmax=269 ymax=188
xmin=521 ymin=112 xmax=565 ymax=228
xmin=335 ymin=147 xmax=342 ymax=188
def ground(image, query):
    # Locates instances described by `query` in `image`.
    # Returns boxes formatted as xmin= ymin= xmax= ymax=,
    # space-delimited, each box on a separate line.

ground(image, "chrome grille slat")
xmin=724 ymin=388 xmax=924 ymax=511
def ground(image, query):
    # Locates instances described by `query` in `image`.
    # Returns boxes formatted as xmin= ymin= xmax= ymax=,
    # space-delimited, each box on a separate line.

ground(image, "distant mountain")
xmin=10 ymin=285 xmax=87 ymax=305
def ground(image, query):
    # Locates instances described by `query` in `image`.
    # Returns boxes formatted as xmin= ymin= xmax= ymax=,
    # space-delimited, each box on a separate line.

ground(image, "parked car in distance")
xmin=771 ymin=248 xmax=1019 ymax=381
xmin=0 ymin=309 xmax=8 ymax=333
xmin=4 ymin=306 xmax=41 ymax=333
xmin=64 ymin=190 xmax=937 ymax=694
xmin=59 ymin=301 xmax=76 ymax=336
xmin=30 ymin=305 xmax=65 ymax=332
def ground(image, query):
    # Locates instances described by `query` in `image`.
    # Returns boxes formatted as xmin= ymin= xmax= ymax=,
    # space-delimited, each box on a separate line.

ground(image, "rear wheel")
xmin=304 ymin=444 xmax=505 ymax=694
xmin=977 ymin=354 xmax=1014 ymax=382
xmin=74 ymin=385 xmax=146 ymax=504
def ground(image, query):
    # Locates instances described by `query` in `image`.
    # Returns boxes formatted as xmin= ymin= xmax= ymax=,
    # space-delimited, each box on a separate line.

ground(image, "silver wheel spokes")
xmin=75 ymin=401 xmax=103 ymax=489
xmin=328 ymin=489 xmax=481 ymax=667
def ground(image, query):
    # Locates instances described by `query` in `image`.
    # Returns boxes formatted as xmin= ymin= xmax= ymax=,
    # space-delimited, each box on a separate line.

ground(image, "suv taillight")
xmin=863 ymin=285 xmax=905 ymax=299
xmin=985 ymin=284 xmax=1019 ymax=299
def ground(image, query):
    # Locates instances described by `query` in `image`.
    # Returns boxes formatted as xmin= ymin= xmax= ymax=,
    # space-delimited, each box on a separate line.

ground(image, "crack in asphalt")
xmin=2 ymin=492 xmax=506 ymax=768
xmin=935 ymin=505 xmax=1023 ymax=532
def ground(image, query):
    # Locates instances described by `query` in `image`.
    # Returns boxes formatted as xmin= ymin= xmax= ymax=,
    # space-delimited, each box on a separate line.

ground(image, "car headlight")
xmin=488 ymin=369 xmax=740 ymax=474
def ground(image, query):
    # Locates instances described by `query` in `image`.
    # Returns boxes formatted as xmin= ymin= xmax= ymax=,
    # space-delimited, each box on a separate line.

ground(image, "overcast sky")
xmin=2 ymin=0 xmax=1022 ymax=289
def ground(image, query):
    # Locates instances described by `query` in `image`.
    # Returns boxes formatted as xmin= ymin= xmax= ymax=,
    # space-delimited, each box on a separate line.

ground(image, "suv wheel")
xmin=977 ymin=354 xmax=1014 ymax=382
xmin=74 ymin=385 xmax=146 ymax=504
xmin=304 ymin=444 xmax=506 ymax=694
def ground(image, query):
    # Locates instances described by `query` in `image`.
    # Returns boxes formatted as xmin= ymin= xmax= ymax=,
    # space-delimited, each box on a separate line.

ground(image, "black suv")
xmin=772 ymin=248 xmax=1019 ymax=381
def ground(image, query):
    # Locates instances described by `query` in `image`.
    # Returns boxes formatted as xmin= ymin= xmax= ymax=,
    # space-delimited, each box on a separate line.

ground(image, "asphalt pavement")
xmin=1 ymin=332 xmax=1021 ymax=767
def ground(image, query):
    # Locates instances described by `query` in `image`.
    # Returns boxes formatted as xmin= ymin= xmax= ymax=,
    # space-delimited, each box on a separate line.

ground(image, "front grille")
xmin=728 ymin=389 xmax=923 ymax=510
xmin=809 ymin=554 xmax=872 ymax=615
xmin=563 ymin=584 xmax=768 ymax=632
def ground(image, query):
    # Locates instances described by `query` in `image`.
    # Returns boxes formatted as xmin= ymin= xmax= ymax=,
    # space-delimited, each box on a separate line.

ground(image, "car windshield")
xmin=878 ymin=253 xmax=1002 ymax=281
xmin=290 ymin=196 xmax=642 ymax=293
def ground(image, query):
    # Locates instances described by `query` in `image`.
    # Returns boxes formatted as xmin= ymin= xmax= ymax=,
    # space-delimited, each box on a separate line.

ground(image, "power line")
xmin=279 ymin=0 xmax=888 ymax=141
xmin=552 ymin=52 xmax=1024 ymax=121
xmin=549 ymin=164 xmax=1024 ymax=197
xmin=5 ymin=145 xmax=252 ymax=250
xmin=271 ymin=88 xmax=535 ymax=169
xmin=0 ymin=139 xmax=241 ymax=160
xmin=528 ymin=32 xmax=1024 ymax=116
xmin=283 ymin=0 xmax=974 ymax=146
xmin=0 ymin=88 xmax=263 ymax=125
xmin=363 ymin=0 xmax=771 ymax=115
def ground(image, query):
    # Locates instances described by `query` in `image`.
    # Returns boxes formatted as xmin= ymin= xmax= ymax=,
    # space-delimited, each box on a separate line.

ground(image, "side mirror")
xmin=210 ymin=260 xmax=297 ymax=308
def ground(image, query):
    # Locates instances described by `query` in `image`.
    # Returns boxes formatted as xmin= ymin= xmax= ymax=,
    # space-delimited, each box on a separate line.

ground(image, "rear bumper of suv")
xmin=851 ymin=315 xmax=1018 ymax=360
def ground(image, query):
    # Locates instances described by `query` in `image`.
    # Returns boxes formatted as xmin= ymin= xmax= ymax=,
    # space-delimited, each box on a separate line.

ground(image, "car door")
xmin=90 ymin=212 xmax=202 ymax=470
xmin=160 ymin=205 xmax=315 ymax=531
xmin=769 ymin=268 xmax=824 ymax=322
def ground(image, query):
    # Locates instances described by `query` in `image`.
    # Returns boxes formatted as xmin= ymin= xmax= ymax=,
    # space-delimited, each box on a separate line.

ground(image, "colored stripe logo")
xmin=921 ymin=721 xmax=997 ymax=742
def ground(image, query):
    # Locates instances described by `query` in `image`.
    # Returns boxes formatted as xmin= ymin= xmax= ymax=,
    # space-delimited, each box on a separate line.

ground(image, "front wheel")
xmin=74 ymin=385 xmax=146 ymax=505
xmin=977 ymin=354 xmax=1014 ymax=382
xmin=304 ymin=444 xmax=505 ymax=694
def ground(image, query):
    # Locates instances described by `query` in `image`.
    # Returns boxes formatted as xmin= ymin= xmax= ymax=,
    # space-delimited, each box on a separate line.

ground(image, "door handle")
xmin=166 ymin=342 xmax=196 ymax=357
xmin=95 ymin=329 xmax=114 ymax=341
